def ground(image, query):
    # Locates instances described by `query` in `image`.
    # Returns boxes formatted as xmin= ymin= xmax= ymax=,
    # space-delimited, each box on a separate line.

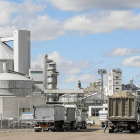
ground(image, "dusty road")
xmin=0 ymin=126 xmax=140 ymax=140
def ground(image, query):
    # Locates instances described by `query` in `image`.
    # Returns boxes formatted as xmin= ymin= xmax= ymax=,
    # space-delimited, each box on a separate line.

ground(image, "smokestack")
xmin=3 ymin=62 xmax=8 ymax=73
xmin=78 ymin=80 xmax=81 ymax=89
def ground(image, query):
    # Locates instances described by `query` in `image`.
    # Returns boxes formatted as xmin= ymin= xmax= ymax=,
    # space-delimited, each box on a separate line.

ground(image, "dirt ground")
xmin=0 ymin=126 xmax=140 ymax=140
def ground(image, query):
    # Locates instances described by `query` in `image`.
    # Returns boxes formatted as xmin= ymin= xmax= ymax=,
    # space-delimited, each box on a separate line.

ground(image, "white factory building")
xmin=0 ymin=29 xmax=45 ymax=118
xmin=29 ymin=54 xmax=59 ymax=91
xmin=29 ymin=65 xmax=43 ymax=90
xmin=44 ymin=54 xmax=59 ymax=90
xmin=0 ymin=29 xmax=30 ymax=75
xmin=0 ymin=72 xmax=32 ymax=97
xmin=107 ymin=68 xmax=122 ymax=96
xmin=0 ymin=42 xmax=14 ymax=73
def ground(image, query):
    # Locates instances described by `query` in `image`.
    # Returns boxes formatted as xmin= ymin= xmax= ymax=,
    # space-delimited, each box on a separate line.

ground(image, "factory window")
xmin=97 ymin=100 xmax=101 ymax=103
xmin=137 ymin=91 xmax=140 ymax=95
xmin=19 ymin=108 xmax=30 ymax=116
xmin=30 ymin=71 xmax=43 ymax=74
xmin=34 ymin=81 xmax=43 ymax=84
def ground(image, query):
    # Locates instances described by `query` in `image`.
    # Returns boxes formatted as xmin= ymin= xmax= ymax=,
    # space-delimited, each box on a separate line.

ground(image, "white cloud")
xmin=0 ymin=1 xmax=17 ymax=26
xmin=31 ymin=53 xmax=44 ymax=68
xmin=18 ymin=1 xmax=45 ymax=14
xmin=121 ymin=56 xmax=140 ymax=67
xmin=65 ymin=68 xmax=81 ymax=74
xmin=49 ymin=0 xmax=140 ymax=12
xmin=28 ymin=15 xmax=65 ymax=41
xmin=61 ymin=74 xmax=96 ymax=83
xmin=106 ymin=47 xmax=140 ymax=57
xmin=0 ymin=1 xmax=64 ymax=40
xmin=31 ymin=51 xmax=93 ymax=74
xmin=64 ymin=11 xmax=140 ymax=34
xmin=2 ymin=1 xmax=140 ymax=40
xmin=48 ymin=51 xmax=93 ymax=70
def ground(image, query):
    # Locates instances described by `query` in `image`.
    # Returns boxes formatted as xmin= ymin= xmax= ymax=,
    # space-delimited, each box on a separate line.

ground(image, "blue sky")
xmin=1 ymin=0 xmax=140 ymax=89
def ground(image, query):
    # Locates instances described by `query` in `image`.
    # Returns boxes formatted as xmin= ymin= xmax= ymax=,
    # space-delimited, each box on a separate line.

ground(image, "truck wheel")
xmin=70 ymin=122 xmax=75 ymax=130
xmin=130 ymin=129 xmax=136 ymax=133
xmin=88 ymin=123 xmax=91 ymax=126
xmin=53 ymin=126 xmax=56 ymax=132
xmin=60 ymin=122 xmax=65 ymax=132
xmin=83 ymin=122 xmax=87 ymax=129
xmin=75 ymin=127 xmax=78 ymax=130
xmin=84 ymin=125 xmax=87 ymax=129
xmin=109 ymin=129 xmax=114 ymax=133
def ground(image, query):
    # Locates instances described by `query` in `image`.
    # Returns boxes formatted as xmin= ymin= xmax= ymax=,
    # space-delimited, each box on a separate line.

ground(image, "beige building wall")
xmin=0 ymin=97 xmax=46 ymax=117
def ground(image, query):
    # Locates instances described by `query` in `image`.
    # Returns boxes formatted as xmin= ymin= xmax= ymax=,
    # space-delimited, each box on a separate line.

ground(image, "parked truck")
xmin=108 ymin=91 xmax=140 ymax=133
xmin=64 ymin=104 xmax=77 ymax=130
xmin=33 ymin=104 xmax=87 ymax=132
xmin=64 ymin=105 xmax=87 ymax=130
xmin=76 ymin=109 xmax=87 ymax=129
xmin=33 ymin=104 xmax=65 ymax=132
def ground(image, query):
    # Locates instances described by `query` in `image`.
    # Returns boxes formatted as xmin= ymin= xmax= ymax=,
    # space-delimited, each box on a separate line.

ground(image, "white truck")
xmin=64 ymin=105 xmax=87 ymax=130
xmin=64 ymin=104 xmax=77 ymax=130
xmin=33 ymin=104 xmax=87 ymax=132
xmin=33 ymin=104 xmax=65 ymax=132
xmin=76 ymin=109 xmax=87 ymax=129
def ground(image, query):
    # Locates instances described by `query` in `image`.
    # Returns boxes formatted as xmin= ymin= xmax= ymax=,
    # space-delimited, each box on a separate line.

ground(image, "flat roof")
xmin=44 ymin=89 xmax=84 ymax=94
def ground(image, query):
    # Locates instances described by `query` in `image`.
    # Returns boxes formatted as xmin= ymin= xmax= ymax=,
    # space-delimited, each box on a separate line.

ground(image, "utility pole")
xmin=98 ymin=69 xmax=107 ymax=105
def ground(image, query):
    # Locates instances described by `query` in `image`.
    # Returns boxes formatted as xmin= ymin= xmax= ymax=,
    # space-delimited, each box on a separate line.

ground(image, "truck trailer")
xmin=33 ymin=104 xmax=65 ymax=132
xmin=108 ymin=91 xmax=140 ymax=133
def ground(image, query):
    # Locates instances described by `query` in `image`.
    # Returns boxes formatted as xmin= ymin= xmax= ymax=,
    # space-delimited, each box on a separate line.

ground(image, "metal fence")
xmin=0 ymin=115 xmax=36 ymax=133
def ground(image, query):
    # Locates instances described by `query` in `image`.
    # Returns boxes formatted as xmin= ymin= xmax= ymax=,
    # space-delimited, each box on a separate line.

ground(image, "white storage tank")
xmin=0 ymin=42 xmax=14 ymax=73
xmin=0 ymin=72 xmax=32 ymax=96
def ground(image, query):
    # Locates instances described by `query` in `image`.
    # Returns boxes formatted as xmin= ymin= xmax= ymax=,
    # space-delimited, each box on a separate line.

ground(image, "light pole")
xmin=98 ymin=69 xmax=107 ymax=105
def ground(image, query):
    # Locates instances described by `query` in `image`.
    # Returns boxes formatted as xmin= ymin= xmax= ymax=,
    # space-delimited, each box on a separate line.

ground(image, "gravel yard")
xmin=0 ymin=126 xmax=140 ymax=140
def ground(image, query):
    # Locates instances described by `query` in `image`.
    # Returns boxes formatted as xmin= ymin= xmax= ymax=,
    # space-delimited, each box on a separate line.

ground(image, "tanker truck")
xmin=108 ymin=91 xmax=140 ymax=133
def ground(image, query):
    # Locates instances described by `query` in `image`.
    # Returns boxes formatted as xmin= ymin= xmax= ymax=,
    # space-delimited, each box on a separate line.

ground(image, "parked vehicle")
xmin=108 ymin=91 xmax=140 ymax=133
xmin=33 ymin=104 xmax=87 ymax=132
xmin=64 ymin=104 xmax=77 ymax=130
xmin=64 ymin=105 xmax=87 ymax=130
xmin=76 ymin=109 xmax=87 ymax=129
xmin=33 ymin=104 xmax=65 ymax=132
xmin=86 ymin=118 xmax=95 ymax=126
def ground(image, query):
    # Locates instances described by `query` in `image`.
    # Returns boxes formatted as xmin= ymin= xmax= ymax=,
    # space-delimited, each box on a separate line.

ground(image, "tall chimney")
xmin=78 ymin=80 xmax=81 ymax=89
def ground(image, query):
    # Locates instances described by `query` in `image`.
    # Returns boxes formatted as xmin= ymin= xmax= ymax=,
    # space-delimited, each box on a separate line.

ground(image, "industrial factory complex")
xmin=0 ymin=29 xmax=140 ymax=125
